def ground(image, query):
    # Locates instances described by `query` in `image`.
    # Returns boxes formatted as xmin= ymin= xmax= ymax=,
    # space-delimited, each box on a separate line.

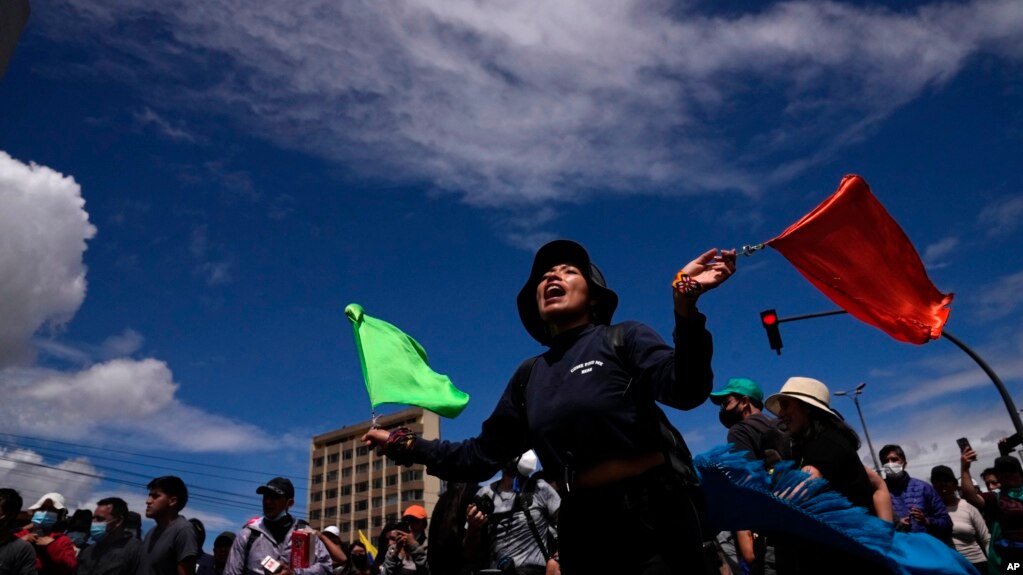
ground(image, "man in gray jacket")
xmin=223 ymin=478 xmax=331 ymax=575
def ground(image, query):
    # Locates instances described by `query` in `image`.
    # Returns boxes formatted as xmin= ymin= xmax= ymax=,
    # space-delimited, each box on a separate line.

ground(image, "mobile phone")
xmin=261 ymin=556 xmax=282 ymax=574
xmin=957 ymin=437 xmax=972 ymax=453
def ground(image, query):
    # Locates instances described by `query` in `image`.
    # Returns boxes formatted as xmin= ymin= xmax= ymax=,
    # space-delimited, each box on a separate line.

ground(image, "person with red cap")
xmin=363 ymin=240 xmax=736 ymax=574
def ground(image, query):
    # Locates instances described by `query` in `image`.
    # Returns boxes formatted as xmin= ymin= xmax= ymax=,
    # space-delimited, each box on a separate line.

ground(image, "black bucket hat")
xmin=517 ymin=240 xmax=619 ymax=345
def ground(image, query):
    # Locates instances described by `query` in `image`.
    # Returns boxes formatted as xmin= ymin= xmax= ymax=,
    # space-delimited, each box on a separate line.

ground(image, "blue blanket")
xmin=694 ymin=445 xmax=977 ymax=575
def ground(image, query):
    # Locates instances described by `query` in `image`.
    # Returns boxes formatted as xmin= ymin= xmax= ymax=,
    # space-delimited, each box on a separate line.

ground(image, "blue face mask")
xmin=90 ymin=522 xmax=110 ymax=543
xmin=30 ymin=509 xmax=58 ymax=527
xmin=31 ymin=511 xmax=58 ymax=531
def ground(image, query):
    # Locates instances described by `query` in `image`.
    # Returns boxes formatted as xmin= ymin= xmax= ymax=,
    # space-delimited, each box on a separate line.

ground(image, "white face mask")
xmin=516 ymin=450 xmax=538 ymax=478
xmin=883 ymin=462 xmax=905 ymax=478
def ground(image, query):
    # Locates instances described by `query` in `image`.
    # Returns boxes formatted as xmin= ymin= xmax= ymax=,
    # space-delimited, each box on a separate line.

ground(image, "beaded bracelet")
xmin=386 ymin=426 xmax=418 ymax=464
xmin=672 ymin=270 xmax=703 ymax=298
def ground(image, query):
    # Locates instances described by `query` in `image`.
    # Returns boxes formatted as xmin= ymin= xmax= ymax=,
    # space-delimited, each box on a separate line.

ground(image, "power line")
xmin=0 ymin=455 xmax=296 ymax=516
xmin=0 ymin=438 xmax=283 ymax=488
xmin=0 ymin=431 xmax=310 ymax=483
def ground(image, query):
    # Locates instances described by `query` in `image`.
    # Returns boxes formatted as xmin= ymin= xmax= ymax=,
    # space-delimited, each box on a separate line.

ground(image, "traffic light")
xmin=760 ymin=309 xmax=783 ymax=355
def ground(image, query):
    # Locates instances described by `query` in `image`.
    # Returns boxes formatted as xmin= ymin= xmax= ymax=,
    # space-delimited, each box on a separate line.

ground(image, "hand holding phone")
xmin=957 ymin=437 xmax=972 ymax=453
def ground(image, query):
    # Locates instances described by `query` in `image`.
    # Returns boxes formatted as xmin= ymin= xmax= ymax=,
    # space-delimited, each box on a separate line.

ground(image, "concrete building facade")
xmin=307 ymin=407 xmax=441 ymax=539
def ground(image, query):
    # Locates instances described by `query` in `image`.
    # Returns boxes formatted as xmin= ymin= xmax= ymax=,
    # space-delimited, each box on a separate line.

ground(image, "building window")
xmin=372 ymin=516 xmax=382 ymax=528
xmin=355 ymin=463 xmax=368 ymax=474
xmin=356 ymin=481 xmax=368 ymax=493
xmin=340 ymin=523 xmax=351 ymax=533
xmin=327 ymin=453 xmax=339 ymax=464
xmin=343 ymin=449 xmax=353 ymax=460
xmin=386 ymin=475 xmax=398 ymax=486
xmin=325 ymin=507 xmax=337 ymax=518
xmin=385 ymin=512 xmax=398 ymax=523
xmin=356 ymin=446 xmax=369 ymax=456
xmin=312 ymin=474 xmax=323 ymax=485
xmin=310 ymin=510 xmax=321 ymax=520
xmin=326 ymin=488 xmax=338 ymax=499
xmin=372 ymin=478 xmax=382 ymax=489
xmin=313 ymin=456 xmax=324 ymax=467
xmin=311 ymin=493 xmax=322 ymax=502
xmin=385 ymin=493 xmax=398 ymax=505
xmin=342 ymin=468 xmax=352 ymax=478
xmin=401 ymin=489 xmax=423 ymax=501
xmin=372 ymin=460 xmax=383 ymax=471
xmin=341 ymin=486 xmax=352 ymax=496
xmin=340 ymin=503 xmax=351 ymax=514
xmin=355 ymin=500 xmax=368 ymax=511
xmin=372 ymin=497 xmax=382 ymax=509
xmin=326 ymin=470 xmax=338 ymax=482
xmin=355 ymin=519 xmax=368 ymax=530
xmin=400 ymin=470 xmax=423 ymax=482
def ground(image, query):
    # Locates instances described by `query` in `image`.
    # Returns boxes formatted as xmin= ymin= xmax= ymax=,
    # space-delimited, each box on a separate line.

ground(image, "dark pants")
xmin=558 ymin=466 xmax=716 ymax=575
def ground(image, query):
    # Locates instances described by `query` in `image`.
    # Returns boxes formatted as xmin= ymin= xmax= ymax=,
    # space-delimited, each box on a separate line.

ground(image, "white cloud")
xmin=973 ymin=269 xmax=1023 ymax=321
xmin=867 ymin=403 xmax=1016 ymax=476
xmin=0 ymin=151 xmax=95 ymax=366
xmin=33 ymin=0 xmax=1023 ymax=219
xmin=35 ymin=328 xmax=146 ymax=365
xmin=0 ymin=359 xmax=301 ymax=453
xmin=100 ymin=328 xmax=146 ymax=358
xmin=979 ymin=196 xmax=1023 ymax=238
xmin=0 ymin=451 xmax=242 ymax=532
xmin=0 ymin=448 xmax=101 ymax=509
xmin=133 ymin=107 xmax=198 ymax=142
xmin=922 ymin=236 xmax=959 ymax=268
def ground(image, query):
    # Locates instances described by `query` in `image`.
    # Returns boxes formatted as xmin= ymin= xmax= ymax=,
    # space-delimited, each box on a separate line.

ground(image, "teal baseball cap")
xmin=709 ymin=378 xmax=764 ymax=405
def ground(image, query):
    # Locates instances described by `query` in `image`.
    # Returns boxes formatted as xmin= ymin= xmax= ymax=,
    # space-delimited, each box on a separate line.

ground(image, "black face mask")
xmin=352 ymin=555 xmax=368 ymax=569
xmin=719 ymin=407 xmax=743 ymax=428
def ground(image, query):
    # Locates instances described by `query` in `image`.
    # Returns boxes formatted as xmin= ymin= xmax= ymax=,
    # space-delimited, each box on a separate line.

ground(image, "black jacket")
xmin=409 ymin=315 xmax=713 ymax=482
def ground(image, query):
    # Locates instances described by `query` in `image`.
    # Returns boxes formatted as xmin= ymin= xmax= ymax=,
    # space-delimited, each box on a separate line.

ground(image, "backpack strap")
xmin=241 ymin=527 xmax=261 ymax=575
xmin=606 ymin=323 xmax=699 ymax=487
xmin=514 ymin=488 xmax=551 ymax=563
xmin=512 ymin=356 xmax=540 ymax=410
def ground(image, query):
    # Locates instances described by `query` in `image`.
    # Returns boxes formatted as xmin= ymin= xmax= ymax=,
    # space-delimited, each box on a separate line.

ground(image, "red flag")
xmin=766 ymin=175 xmax=953 ymax=344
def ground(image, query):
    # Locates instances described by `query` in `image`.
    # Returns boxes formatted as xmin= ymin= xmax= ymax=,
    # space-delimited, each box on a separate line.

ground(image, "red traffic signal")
xmin=760 ymin=309 xmax=783 ymax=355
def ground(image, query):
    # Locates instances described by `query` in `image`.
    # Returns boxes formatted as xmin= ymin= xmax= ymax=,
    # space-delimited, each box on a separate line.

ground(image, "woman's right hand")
xmin=362 ymin=428 xmax=390 ymax=456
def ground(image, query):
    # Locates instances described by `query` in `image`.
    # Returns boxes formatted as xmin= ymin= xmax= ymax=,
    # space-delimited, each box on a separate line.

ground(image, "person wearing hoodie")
xmin=363 ymin=240 xmax=736 ymax=574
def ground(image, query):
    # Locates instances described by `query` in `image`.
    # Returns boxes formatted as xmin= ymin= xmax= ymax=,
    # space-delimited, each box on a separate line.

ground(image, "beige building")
xmin=307 ymin=407 xmax=441 ymax=539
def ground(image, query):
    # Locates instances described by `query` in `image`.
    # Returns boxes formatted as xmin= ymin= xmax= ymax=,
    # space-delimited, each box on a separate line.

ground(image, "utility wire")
xmin=0 ymin=438 xmax=287 ymax=488
xmin=0 ymin=455 xmax=291 ymax=516
xmin=0 ymin=431 xmax=310 ymax=482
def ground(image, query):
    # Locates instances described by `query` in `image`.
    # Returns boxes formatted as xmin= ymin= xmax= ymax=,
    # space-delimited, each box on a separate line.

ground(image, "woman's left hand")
xmin=682 ymin=248 xmax=737 ymax=292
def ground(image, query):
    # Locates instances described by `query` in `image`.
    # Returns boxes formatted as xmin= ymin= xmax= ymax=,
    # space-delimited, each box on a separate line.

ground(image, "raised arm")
xmin=960 ymin=447 xmax=985 ymax=509
xmin=363 ymin=377 xmax=529 ymax=481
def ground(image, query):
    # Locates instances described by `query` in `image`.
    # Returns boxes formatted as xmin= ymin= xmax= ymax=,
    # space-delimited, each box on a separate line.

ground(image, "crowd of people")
xmin=0 ymin=239 xmax=1008 ymax=575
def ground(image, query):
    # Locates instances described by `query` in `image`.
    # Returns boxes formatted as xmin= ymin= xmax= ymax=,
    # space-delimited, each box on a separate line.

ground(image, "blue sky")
xmin=1 ymin=0 xmax=1022 ymax=539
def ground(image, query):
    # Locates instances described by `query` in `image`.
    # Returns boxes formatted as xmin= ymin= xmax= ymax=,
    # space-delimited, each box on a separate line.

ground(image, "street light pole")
xmin=835 ymin=383 xmax=882 ymax=474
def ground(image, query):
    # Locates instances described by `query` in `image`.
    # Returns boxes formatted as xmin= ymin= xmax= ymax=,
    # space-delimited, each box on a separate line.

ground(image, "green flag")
xmin=345 ymin=303 xmax=469 ymax=418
